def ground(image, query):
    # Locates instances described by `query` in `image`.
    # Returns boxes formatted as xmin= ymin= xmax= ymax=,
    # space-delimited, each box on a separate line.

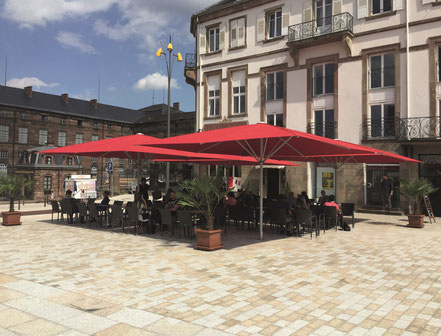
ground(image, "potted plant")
xmin=400 ymin=178 xmax=437 ymax=228
xmin=178 ymin=175 xmax=229 ymax=251
xmin=0 ymin=175 xmax=34 ymax=226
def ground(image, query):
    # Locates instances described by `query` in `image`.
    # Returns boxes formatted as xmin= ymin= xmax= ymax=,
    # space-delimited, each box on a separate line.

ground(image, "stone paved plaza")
xmin=0 ymin=213 xmax=441 ymax=335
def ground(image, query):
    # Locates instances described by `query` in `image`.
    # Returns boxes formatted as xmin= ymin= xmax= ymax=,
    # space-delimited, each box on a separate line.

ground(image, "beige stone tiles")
xmin=0 ymin=213 xmax=441 ymax=335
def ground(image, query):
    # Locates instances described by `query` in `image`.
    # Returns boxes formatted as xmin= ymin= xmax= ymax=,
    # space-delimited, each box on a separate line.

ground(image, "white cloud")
xmin=133 ymin=72 xmax=179 ymax=91
xmin=6 ymin=77 xmax=59 ymax=89
xmin=56 ymin=31 xmax=97 ymax=54
xmin=2 ymin=0 xmax=117 ymax=28
xmin=71 ymin=89 xmax=95 ymax=101
xmin=107 ymin=86 xmax=116 ymax=92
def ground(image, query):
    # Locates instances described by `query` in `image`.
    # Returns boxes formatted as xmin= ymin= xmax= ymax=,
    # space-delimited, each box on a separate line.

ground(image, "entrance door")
xmin=366 ymin=165 xmax=400 ymax=207
xmin=267 ymin=169 xmax=280 ymax=199
xmin=316 ymin=167 xmax=335 ymax=198
xmin=419 ymin=155 xmax=441 ymax=216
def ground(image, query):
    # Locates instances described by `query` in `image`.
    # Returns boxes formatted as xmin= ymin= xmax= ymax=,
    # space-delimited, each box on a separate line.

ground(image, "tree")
xmin=0 ymin=175 xmax=34 ymax=212
xmin=400 ymin=178 xmax=437 ymax=215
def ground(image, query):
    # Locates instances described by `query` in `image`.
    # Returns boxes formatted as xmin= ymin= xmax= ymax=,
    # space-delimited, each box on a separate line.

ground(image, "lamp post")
xmin=156 ymin=36 xmax=183 ymax=192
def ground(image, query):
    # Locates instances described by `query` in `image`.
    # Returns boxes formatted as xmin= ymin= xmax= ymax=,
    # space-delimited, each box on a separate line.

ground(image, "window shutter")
xmin=282 ymin=5 xmax=290 ymax=36
xmin=303 ymin=1 xmax=313 ymax=22
xmin=256 ymin=13 xmax=266 ymax=42
xmin=219 ymin=23 xmax=226 ymax=51
xmin=357 ymin=0 xmax=368 ymax=19
xmin=199 ymin=27 xmax=206 ymax=55
xmin=422 ymin=0 xmax=433 ymax=4
xmin=230 ymin=19 xmax=238 ymax=48
xmin=333 ymin=0 xmax=342 ymax=15
xmin=237 ymin=18 xmax=246 ymax=47
xmin=393 ymin=0 xmax=404 ymax=10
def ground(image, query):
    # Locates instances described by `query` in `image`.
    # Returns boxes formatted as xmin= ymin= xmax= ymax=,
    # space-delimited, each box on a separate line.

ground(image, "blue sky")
xmin=0 ymin=0 xmax=217 ymax=112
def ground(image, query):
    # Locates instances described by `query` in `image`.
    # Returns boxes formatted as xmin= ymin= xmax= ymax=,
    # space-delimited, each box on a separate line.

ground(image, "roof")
xmin=135 ymin=111 xmax=195 ymax=124
xmin=0 ymin=85 xmax=143 ymax=124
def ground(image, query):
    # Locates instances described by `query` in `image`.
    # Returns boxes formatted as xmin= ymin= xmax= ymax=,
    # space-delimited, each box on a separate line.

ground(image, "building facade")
xmin=185 ymin=0 xmax=441 ymax=215
xmin=0 ymin=85 xmax=195 ymax=200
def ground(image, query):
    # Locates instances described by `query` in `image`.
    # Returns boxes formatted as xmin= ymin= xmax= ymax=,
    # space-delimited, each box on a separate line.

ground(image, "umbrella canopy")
xmin=154 ymin=158 xmax=298 ymax=166
xmin=294 ymin=153 xmax=420 ymax=166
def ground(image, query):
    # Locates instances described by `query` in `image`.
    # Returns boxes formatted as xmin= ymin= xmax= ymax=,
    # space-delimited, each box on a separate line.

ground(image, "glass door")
xmin=366 ymin=165 xmax=399 ymax=207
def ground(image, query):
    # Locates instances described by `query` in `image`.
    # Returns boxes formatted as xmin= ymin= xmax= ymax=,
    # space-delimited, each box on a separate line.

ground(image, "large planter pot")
xmin=407 ymin=214 xmax=424 ymax=228
xmin=1 ymin=211 xmax=22 ymax=226
xmin=194 ymin=228 xmax=223 ymax=251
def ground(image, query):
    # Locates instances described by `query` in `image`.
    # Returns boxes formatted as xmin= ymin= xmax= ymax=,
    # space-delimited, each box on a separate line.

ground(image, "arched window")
xmin=45 ymin=156 xmax=52 ymax=165
xmin=66 ymin=157 xmax=73 ymax=165
xmin=0 ymin=163 xmax=7 ymax=175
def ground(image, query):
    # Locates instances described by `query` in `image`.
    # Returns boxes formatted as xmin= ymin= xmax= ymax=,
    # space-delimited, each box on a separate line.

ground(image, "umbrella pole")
xmin=259 ymin=159 xmax=264 ymax=240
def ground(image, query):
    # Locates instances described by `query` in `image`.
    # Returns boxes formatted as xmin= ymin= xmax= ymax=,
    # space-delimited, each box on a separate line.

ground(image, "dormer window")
xmin=45 ymin=156 xmax=52 ymax=165
xmin=66 ymin=157 xmax=73 ymax=165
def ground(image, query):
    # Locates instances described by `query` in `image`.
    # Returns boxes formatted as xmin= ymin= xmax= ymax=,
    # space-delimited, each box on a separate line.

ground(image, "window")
xmin=38 ymin=130 xmax=48 ymax=145
xmin=370 ymin=104 xmax=395 ymax=138
xmin=0 ymin=110 xmax=9 ymax=117
xmin=267 ymin=10 xmax=282 ymax=39
xmin=91 ymin=135 xmax=99 ymax=142
xmin=315 ymin=0 xmax=332 ymax=34
xmin=91 ymin=166 xmax=98 ymax=175
xmin=0 ymin=150 xmax=7 ymax=158
xmin=313 ymin=63 xmax=334 ymax=96
xmin=370 ymin=53 xmax=395 ymax=89
xmin=208 ymin=75 xmax=221 ymax=117
xmin=230 ymin=17 xmax=246 ymax=48
xmin=232 ymin=71 xmax=246 ymax=115
xmin=18 ymin=127 xmax=28 ymax=144
xmin=371 ymin=0 xmax=392 ymax=15
xmin=43 ymin=176 xmax=52 ymax=190
xmin=60 ymin=118 xmax=66 ymax=125
xmin=45 ymin=156 xmax=52 ymax=165
xmin=66 ymin=157 xmax=73 ymax=165
xmin=0 ymin=125 xmax=9 ymax=142
xmin=107 ymin=124 xmax=112 ymax=130
xmin=208 ymin=27 xmax=220 ymax=52
xmin=266 ymin=71 xmax=284 ymax=101
xmin=21 ymin=112 xmax=26 ymax=120
xmin=267 ymin=113 xmax=284 ymax=127
xmin=0 ymin=163 xmax=7 ymax=175
xmin=93 ymin=121 xmax=98 ymax=129
xmin=314 ymin=110 xmax=335 ymax=139
xmin=58 ymin=131 xmax=66 ymax=147
xmin=77 ymin=120 xmax=83 ymax=127
xmin=41 ymin=115 xmax=48 ymax=122
xmin=437 ymin=45 xmax=441 ymax=82
xmin=75 ymin=133 xmax=84 ymax=144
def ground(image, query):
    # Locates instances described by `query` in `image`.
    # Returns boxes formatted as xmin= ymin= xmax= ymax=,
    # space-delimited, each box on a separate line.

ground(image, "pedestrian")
xmin=136 ymin=177 xmax=149 ymax=207
xmin=381 ymin=174 xmax=394 ymax=210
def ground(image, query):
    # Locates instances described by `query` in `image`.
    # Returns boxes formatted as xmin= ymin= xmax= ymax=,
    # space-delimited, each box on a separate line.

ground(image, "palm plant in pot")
xmin=400 ymin=178 xmax=437 ymax=228
xmin=0 ymin=175 xmax=34 ymax=226
xmin=178 ymin=174 xmax=229 ymax=251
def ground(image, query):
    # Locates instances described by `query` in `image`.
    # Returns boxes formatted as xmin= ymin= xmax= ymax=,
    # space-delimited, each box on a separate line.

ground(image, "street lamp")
xmin=156 ymin=36 xmax=183 ymax=191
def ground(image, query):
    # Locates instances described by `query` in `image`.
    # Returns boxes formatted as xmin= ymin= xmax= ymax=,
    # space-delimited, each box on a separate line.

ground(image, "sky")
xmin=0 ymin=0 xmax=218 ymax=112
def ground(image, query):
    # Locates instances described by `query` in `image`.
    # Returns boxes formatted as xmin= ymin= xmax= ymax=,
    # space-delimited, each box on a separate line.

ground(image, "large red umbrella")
xmin=144 ymin=123 xmax=419 ymax=239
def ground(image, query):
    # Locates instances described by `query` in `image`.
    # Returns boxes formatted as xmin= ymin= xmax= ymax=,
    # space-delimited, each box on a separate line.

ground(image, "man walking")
xmin=381 ymin=174 xmax=394 ymax=210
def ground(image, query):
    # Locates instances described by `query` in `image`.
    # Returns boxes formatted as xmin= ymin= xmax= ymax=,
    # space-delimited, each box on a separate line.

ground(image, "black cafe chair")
xmin=341 ymin=203 xmax=355 ymax=228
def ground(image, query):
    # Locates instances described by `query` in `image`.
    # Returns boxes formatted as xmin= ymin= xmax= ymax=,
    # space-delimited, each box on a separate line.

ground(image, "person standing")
xmin=136 ymin=177 xmax=149 ymax=207
xmin=381 ymin=174 xmax=394 ymax=210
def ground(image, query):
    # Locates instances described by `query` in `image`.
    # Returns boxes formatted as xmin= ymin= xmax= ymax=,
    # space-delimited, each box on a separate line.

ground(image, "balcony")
xmin=363 ymin=118 xmax=396 ymax=140
xmin=307 ymin=121 xmax=337 ymax=139
xmin=184 ymin=53 xmax=197 ymax=88
xmin=287 ymin=13 xmax=354 ymax=62
xmin=398 ymin=116 xmax=441 ymax=141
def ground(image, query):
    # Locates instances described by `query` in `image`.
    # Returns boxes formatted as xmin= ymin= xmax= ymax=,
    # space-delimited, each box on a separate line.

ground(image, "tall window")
xmin=18 ymin=127 xmax=28 ymax=144
xmin=0 ymin=163 xmax=7 ymax=175
xmin=0 ymin=150 xmax=7 ymax=158
xmin=437 ymin=45 xmax=441 ymax=82
xmin=232 ymin=71 xmax=246 ymax=115
xmin=370 ymin=104 xmax=395 ymax=138
xmin=208 ymin=75 xmax=220 ymax=117
xmin=58 ymin=131 xmax=66 ymax=147
xmin=39 ymin=130 xmax=48 ymax=145
xmin=0 ymin=125 xmax=9 ymax=142
xmin=266 ymin=71 xmax=284 ymax=101
xmin=267 ymin=113 xmax=284 ymax=127
xmin=43 ymin=176 xmax=52 ymax=190
xmin=315 ymin=0 xmax=332 ymax=34
xmin=75 ymin=133 xmax=84 ymax=144
xmin=313 ymin=63 xmax=334 ymax=96
xmin=230 ymin=17 xmax=246 ymax=48
xmin=208 ymin=27 xmax=220 ymax=52
xmin=267 ymin=10 xmax=282 ymax=39
xmin=370 ymin=53 xmax=395 ymax=89
xmin=314 ymin=110 xmax=335 ymax=139
xmin=60 ymin=118 xmax=66 ymax=125
xmin=371 ymin=0 xmax=392 ymax=15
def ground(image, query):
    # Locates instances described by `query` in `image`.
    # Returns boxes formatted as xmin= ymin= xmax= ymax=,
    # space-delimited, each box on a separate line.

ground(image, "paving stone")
xmin=9 ymin=318 xmax=67 ymax=336
xmin=0 ymin=308 xmax=35 ymax=328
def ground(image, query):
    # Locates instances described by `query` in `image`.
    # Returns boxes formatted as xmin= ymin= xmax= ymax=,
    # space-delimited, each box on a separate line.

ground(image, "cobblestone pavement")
xmin=0 ymin=213 xmax=440 ymax=335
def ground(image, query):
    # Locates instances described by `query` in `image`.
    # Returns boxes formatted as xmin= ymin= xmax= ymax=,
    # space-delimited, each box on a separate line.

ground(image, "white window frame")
xmin=75 ymin=133 xmax=84 ymax=144
xmin=369 ymin=103 xmax=396 ymax=138
xmin=369 ymin=53 xmax=395 ymax=89
xmin=0 ymin=163 xmax=7 ymax=175
xmin=266 ymin=71 xmax=284 ymax=101
xmin=267 ymin=112 xmax=284 ymax=127
xmin=66 ymin=157 xmax=73 ymax=165
xmin=267 ymin=9 xmax=282 ymax=39
xmin=313 ymin=63 xmax=334 ymax=96
xmin=39 ymin=129 xmax=48 ymax=145
xmin=230 ymin=17 xmax=246 ymax=48
xmin=0 ymin=150 xmax=7 ymax=158
xmin=43 ymin=176 xmax=52 ymax=190
xmin=313 ymin=109 xmax=335 ymax=138
xmin=45 ymin=156 xmax=52 ymax=165
xmin=91 ymin=135 xmax=99 ymax=142
xmin=18 ymin=127 xmax=28 ymax=144
xmin=232 ymin=71 xmax=246 ymax=115
xmin=58 ymin=131 xmax=66 ymax=147
xmin=370 ymin=0 xmax=392 ymax=15
xmin=315 ymin=0 xmax=333 ymax=34
xmin=437 ymin=44 xmax=441 ymax=82
xmin=208 ymin=75 xmax=221 ymax=117
xmin=0 ymin=125 xmax=9 ymax=142
xmin=208 ymin=26 xmax=220 ymax=53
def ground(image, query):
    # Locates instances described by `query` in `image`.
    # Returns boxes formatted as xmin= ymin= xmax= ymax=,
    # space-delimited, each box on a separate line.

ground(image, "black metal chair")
xmin=341 ymin=203 xmax=355 ymax=228
xmin=88 ymin=203 xmax=103 ymax=228
xmin=126 ymin=206 xmax=147 ymax=235
xmin=113 ymin=200 xmax=124 ymax=206
xmin=77 ymin=202 xmax=88 ymax=226
xmin=311 ymin=205 xmax=326 ymax=235
xmin=295 ymin=209 xmax=317 ymax=239
xmin=270 ymin=208 xmax=292 ymax=235
xmin=110 ymin=205 xmax=124 ymax=230
xmin=60 ymin=199 xmax=74 ymax=224
xmin=177 ymin=210 xmax=194 ymax=239
xmin=49 ymin=200 xmax=61 ymax=222
xmin=324 ymin=206 xmax=339 ymax=231
xmin=214 ymin=206 xmax=227 ymax=235
xmin=158 ymin=208 xmax=173 ymax=238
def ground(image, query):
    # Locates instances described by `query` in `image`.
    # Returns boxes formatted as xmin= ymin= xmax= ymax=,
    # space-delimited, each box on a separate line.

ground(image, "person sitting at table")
xmin=297 ymin=194 xmax=311 ymax=210
xmin=224 ymin=192 xmax=237 ymax=206
xmin=62 ymin=190 xmax=79 ymax=223
xmin=323 ymin=195 xmax=343 ymax=227
xmin=164 ymin=191 xmax=179 ymax=211
xmin=162 ymin=189 xmax=173 ymax=204
xmin=152 ymin=187 xmax=162 ymax=201
xmin=273 ymin=194 xmax=294 ymax=236
xmin=101 ymin=190 xmax=110 ymax=205
xmin=318 ymin=190 xmax=329 ymax=205
xmin=288 ymin=192 xmax=297 ymax=209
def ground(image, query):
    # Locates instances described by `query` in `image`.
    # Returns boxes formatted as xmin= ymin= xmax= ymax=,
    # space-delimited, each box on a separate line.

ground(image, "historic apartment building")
xmin=185 ymin=0 xmax=441 ymax=215
xmin=0 ymin=85 xmax=195 ymax=200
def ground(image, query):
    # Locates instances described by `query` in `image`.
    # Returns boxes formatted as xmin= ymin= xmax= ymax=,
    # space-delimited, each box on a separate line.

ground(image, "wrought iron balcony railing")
xmin=185 ymin=53 xmax=196 ymax=68
xmin=398 ymin=116 xmax=441 ymax=140
xmin=288 ymin=12 xmax=353 ymax=43
xmin=307 ymin=121 xmax=337 ymax=139
xmin=363 ymin=118 xmax=396 ymax=140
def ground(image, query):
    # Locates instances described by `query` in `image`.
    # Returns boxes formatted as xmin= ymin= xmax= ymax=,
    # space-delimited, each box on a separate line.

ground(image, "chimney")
xmin=61 ymin=93 xmax=68 ymax=103
xmin=173 ymin=102 xmax=180 ymax=111
xmin=90 ymin=99 xmax=98 ymax=109
xmin=24 ymin=86 xmax=32 ymax=98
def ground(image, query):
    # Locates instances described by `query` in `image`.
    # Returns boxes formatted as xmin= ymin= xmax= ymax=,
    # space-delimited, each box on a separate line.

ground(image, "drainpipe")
xmin=405 ymin=0 xmax=410 ymax=119
xmin=197 ymin=17 xmax=203 ymax=133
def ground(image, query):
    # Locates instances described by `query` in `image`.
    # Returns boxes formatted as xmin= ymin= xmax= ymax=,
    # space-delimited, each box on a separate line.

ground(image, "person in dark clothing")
xmin=381 ymin=174 xmax=394 ymax=210
xmin=136 ymin=178 xmax=149 ymax=207
xmin=101 ymin=190 xmax=110 ymax=205
xmin=62 ymin=190 xmax=79 ymax=223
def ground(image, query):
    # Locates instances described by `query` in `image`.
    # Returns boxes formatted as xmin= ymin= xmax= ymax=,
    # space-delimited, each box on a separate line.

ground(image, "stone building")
xmin=0 ymin=85 xmax=195 ymax=200
xmin=185 ymin=0 xmax=441 ymax=215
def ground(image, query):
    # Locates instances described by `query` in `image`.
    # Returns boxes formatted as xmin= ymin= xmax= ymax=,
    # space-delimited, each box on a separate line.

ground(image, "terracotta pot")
xmin=194 ymin=228 xmax=223 ymax=251
xmin=1 ymin=211 xmax=22 ymax=226
xmin=407 ymin=214 xmax=424 ymax=228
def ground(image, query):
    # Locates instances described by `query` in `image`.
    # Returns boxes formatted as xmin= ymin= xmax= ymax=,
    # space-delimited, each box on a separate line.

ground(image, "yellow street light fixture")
xmin=155 ymin=48 xmax=163 ymax=57
xmin=177 ymin=52 xmax=183 ymax=62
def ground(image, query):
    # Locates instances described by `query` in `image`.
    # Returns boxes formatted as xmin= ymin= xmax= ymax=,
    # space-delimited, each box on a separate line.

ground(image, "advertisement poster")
xmin=322 ymin=172 xmax=334 ymax=189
